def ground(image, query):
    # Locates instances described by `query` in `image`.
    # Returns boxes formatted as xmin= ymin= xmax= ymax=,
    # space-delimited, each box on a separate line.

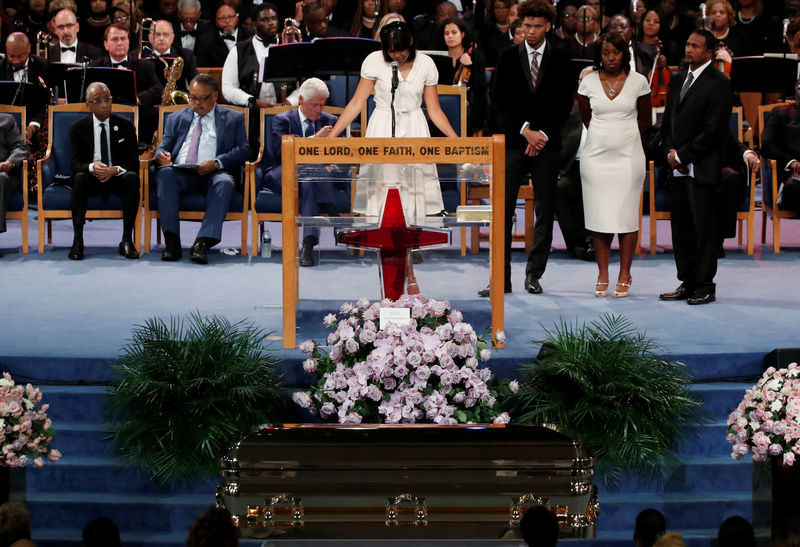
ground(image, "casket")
xmin=217 ymin=423 xmax=597 ymax=540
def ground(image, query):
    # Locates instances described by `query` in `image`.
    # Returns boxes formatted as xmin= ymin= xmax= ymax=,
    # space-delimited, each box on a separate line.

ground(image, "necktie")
xmin=530 ymin=51 xmax=540 ymax=88
xmin=100 ymin=122 xmax=110 ymax=165
xmin=303 ymin=119 xmax=314 ymax=137
xmin=679 ymin=71 xmax=694 ymax=102
xmin=181 ymin=29 xmax=197 ymax=37
xmin=222 ymin=33 xmax=235 ymax=41
xmin=61 ymin=46 xmax=76 ymax=52
xmin=186 ymin=115 xmax=203 ymax=164
xmin=113 ymin=59 xmax=128 ymax=68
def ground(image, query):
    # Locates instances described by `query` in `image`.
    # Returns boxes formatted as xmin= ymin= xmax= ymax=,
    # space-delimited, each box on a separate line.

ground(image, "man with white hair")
xmin=262 ymin=77 xmax=346 ymax=267
xmin=177 ymin=0 xmax=204 ymax=52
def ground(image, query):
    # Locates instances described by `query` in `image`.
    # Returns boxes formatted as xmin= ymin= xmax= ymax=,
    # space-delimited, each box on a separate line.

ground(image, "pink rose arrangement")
xmin=294 ymin=295 xmax=515 ymax=425
xmin=727 ymin=363 xmax=800 ymax=466
xmin=0 ymin=372 xmax=61 ymax=468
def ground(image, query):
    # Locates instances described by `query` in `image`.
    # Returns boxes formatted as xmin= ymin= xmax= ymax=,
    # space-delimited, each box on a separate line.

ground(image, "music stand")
xmin=423 ymin=50 xmax=454 ymax=84
xmin=50 ymin=62 xmax=83 ymax=102
xmin=731 ymin=56 xmax=797 ymax=94
xmin=0 ymin=81 xmax=49 ymax=112
xmin=263 ymin=42 xmax=317 ymax=84
xmin=314 ymin=37 xmax=380 ymax=102
xmin=569 ymin=58 xmax=594 ymax=88
xmin=64 ymin=67 xmax=138 ymax=105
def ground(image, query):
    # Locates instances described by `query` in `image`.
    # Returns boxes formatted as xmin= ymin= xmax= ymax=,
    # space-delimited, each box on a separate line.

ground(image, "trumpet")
xmin=281 ymin=18 xmax=302 ymax=43
xmin=138 ymin=17 xmax=155 ymax=58
xmin=35 ymin=31 xmax=51 ymax=60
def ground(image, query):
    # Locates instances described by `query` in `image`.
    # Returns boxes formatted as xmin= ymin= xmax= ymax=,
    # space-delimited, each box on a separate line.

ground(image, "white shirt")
xmin=11 ymin=62 xmax=27 ymax=83
xmin=181 ymin=29 xmax=196 ymax=51
xmin=176 ymin=109 xmax=217 ymax=164
xmin=221 ymin=37 xmax=277 ymax=106
xmin=221 ymin=29 xmax=238 ymax=51
xmin=59 ymin=41 xmax=78 ymax=64
xmin=89 ymin=114 xmax=126 ymax=175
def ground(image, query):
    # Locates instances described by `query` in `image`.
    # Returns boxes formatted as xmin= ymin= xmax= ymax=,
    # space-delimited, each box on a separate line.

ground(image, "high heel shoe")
xmin=613 ymin=278 xmax=632 ymax=298
xmin=595 ymin=281 xmax=609 ymax=297
xmin=407 ymin=281 xmax=420 ymax=295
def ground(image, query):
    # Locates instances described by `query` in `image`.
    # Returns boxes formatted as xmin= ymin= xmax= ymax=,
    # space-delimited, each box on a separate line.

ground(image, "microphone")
xmin=374 ymin=0 xmax=379 ymax=19
xmin=391 ymin=61 xmax=399 ymax=91
xmin=784 ymin=18 xmax=790 ymax=42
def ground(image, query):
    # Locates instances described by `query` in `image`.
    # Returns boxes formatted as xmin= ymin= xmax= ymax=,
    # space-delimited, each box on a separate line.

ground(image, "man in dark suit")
xmin=0 ymin=32 xmax=51 ymax=147
xmin=659 ymin=29 xmax=733 ymax=305
xmin=0 ymin=113 xmax=29 ymax=258
xmin=148 ymin=19 xmax=199 ymax=92
xmin=155 ymin=73 xmax=249 ymax=264
xmin=194 ymin=4 xmax=254 ymax=67
xmin=92 ymin=24 xmax=164 ymax=142
xmin=300 ymin=1 xmax=349 ymax=40
xmin=49 ymin=9 xmax=102 ymax=63
xmin=68 ymin=82 xmax=141 ymax=260
xmin=479 ymin=0 xmax=576 ymax=296
xmin=177 ymin=0 xmax=207 ymax=53
xmin=761 ymin=79 xmax=800 ymax=217
xmin=263 ymin=77 xmax=346 ymax=267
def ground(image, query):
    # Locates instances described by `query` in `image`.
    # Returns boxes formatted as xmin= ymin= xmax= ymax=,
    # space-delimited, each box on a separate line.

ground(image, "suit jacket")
xmin=150 ymin=46 xmax=199 ymax=92
xmin=491 ymin=41 xmax=575 ymax=151
xmin=195 ymin=27 xmax=254 ymax=67
xmin=660 ymin=65 xmax=733 ymax=185
xmin=0 ymin=55 xmax=51 ymax=127
xmin=48 ymin=41 xmax=102 ymax=63
xmin=155 ymin=104 xmax=249 ymax=177
xmin=760 ymin=103 xmax=800 ymax=173
xmin=0 ymin=113 xmax=29 ymax=170
xmin=91 ymin=52 xmax=164 ymax=109
xmin=69 ymin=113 xmax=140 ymax=175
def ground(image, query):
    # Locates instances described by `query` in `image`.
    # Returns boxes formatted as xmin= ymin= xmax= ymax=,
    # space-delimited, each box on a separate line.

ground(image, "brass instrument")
xmin=280 ymin=18 xmax=302 ymax=43
xmin=138 ymin=17 xmax=155 ymax=58
xmin=35 ymin=31 xmax=51 ymax=60
xmin=159 ymin=56 xmax=190 ymax=105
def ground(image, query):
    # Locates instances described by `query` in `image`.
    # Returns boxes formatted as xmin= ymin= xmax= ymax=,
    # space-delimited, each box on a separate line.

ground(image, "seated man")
xmin=0 ymin=32 xmax=50 ymax=147
xmin=148 ymin=19 xmax=199 ymax=92
xmin=155 ymin=73 xmax=249 ymax=264
xmin=0 ymin=113 xmax=29 ymax=258
xmin=195 ymin=4 xmax=253 ymax=68
xmin=68 ymin=82 xmax=141 ymax=260
xmin=263 ymin=77 xmax=346 ymax=267
xmin=761 ymin=78 xmax=800 ymax=217
xmin=48 ymin=9 xmax=102 ymax=63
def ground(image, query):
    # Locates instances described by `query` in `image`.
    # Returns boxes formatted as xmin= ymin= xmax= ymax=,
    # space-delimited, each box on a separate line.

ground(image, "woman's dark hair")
xmin=636 ymin=9 xmax=662 ymax=41
xmin=717 ymin=516 xmax=756 ymax=547
xmin=379 ymin=20 xmax=416 ymax=63
xmin=593 ymin=31 xmax=632 ymax=73
xmin=437 ymin=17 xmax=472 ymax=51
xmin=633 ymin=508 xmax=667 ymax=547
xmin=186 ymin=506 xmax=239 ymax=547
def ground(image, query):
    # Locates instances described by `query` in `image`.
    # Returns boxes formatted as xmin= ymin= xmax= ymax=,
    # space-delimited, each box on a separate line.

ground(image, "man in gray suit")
xmin=0 ymin=113 xmax=29 ymax=257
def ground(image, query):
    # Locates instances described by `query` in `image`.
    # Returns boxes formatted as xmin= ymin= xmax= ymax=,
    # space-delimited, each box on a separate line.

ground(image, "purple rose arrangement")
xmin=294 ymin=295 xmax=517 ymax=425
xmin=727 ymin=362 xmax=800 ymax=466
xmin=0 ymin=372 xmax=61 ymax=467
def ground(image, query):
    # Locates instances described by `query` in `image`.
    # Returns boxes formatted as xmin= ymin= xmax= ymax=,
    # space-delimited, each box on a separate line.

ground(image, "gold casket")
xmin=217 ymin=423 xmax=597 ymax=540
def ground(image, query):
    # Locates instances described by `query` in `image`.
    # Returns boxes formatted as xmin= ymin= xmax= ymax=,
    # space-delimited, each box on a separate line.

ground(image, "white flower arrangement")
xmin=294 ymin=295 xmax=515 ymax=425
xmin=0 ymin=372 xmax=61 ymax=468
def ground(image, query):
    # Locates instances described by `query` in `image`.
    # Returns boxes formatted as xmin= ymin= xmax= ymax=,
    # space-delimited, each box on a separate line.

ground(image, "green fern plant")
xmin=511 ymin=314 xmax=705 ymax=484
xmin=107 ymin=312 xmax=286 ymax=485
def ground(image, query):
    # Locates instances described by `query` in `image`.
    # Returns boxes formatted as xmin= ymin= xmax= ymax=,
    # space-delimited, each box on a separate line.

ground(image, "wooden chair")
xmin=36 ymin=103 xmax=142 ymax=254
xmin=759 ymin=102 xmax=800 ymax=253
xmin=0 ymin=106 xmax=29 ymax=254
xmin=248 ymin=105 xmax=364 ymax=257
xmin=198 ymin=68 xmax=224 ymax=100
xmin=142 ymin=104 xmax=249 ymax=254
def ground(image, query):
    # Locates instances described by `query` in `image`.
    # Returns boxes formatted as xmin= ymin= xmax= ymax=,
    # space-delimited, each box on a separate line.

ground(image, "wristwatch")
xmin=214 ymin=159 xmax=222 ymax=170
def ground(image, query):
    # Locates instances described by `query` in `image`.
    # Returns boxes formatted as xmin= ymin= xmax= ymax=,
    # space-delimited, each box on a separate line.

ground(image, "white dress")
xmin=578 ymin=70 xmax=650 ymax=233
xmin=353 ymin=50 xmax=443 ymax=221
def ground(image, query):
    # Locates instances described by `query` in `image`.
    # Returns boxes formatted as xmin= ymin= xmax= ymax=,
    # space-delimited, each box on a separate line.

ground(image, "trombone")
xmin=138 ymin=17 xmax=155 ymax=57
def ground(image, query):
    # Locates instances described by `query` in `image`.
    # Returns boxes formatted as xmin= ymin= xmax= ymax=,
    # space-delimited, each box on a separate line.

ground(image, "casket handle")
xmin=509 ymin=494 xmax=549 ymax=525
xmin=386 ymin=493 xmax=427 ymax=526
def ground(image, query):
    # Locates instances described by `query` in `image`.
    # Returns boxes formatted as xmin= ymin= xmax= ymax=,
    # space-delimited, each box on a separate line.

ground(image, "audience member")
xmin=706 ymin=0 xmax=754 ymax=60
xmin=735 ymin=0 xmax=782 ymax=54
xmin=49 ymin=8 xmax=101 ymax=62
xmin=300 ymin=1 xmax=347 ymax=40
xmin=0 ymin=32 xmax=50 ymax=147
xmin=761 ymin=78 xmax=800 ymax=217
xmin=148 ymin=18 xmax=198 ymax=92
xmin=350 ymin=0 xmax=387 ymax=38
xmin=519 ymin=505 xmax=558 ymax=547
xmin=79 ymin=0 xmax=111 ymax=49
xmin=186 ymin=506 xmax=238 ymax=547
xmin=82 ymin=516 xmax=121 ymax=547
xmin=553 ymin=1 xmax=578 ymax=45
xmin=12 ymin=0 xmax=48 ymax=45
xmin=482 ymin=0 xmax=515 ymax=67
xmin=0 ymin=501 xmax=36 ymax=547
xmin=653 ymin=532 xmax=686 ymax=547
xmin=177 ymin=0 xmax=204 ymax=53
xmin=586 ymin=14 xmax=654 ymax=76
xmin=573 ymin=5 xmax=599 ymax=57
xmin=0 ymin=112 xmax=28 ymax=258
xmin=633 ymin=508 xmax=666 ymax=547
xmin=411 ymin=0 xmax=458 ymax=50
xmin=195 ymin=4 xmax=253 ymax=67
xmin=717 ymin=515 xmax=756 ymax=547
xmin=373 ymin=11 xmax=405 ymax=39
xmin=155 ymin=73 xmax=249 ymax=264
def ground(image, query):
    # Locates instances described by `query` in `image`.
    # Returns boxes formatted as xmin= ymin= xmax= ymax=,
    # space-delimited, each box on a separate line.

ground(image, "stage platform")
xmin=1 ymin=211 xmax=799 ymax=546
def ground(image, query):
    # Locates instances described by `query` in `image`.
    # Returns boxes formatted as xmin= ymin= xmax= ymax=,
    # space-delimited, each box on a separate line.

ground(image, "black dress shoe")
xmin=161 ymin=246 xmax=182 ymax=261
xmin=189 ymin=239 xmax=209 ymax=264
xmin=118 ymin=240 xmax=139 ymax=259
xmin=687 ymin=292 xmax=716 ymax=305
xmin=524 ymin=274 xmax=543 ymax=294
xmin=299 ymin=243 xmax=314 ymax=267
xmin=659 ymin=284 xmax=693 ymax=301
xmin=477 ymin=282 xmax=512 ymax=297
xmin=68 ymin=243 xmax=84 ymax=260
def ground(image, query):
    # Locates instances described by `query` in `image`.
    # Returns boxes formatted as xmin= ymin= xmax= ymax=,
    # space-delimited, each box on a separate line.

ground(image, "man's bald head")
xmin=6 ymin=33 xmax=31 ymax=69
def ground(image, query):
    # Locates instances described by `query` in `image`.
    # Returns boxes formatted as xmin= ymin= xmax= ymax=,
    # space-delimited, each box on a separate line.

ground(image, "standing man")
xmin=0 ymin=114 xmax=28 ymax=258
xmin=195 ymin=4 xmax=253 ymax=68
xmin=479 ymin=0 xmax=575 ymax=296
xmin=0 ymin=33 xmax=51 ymax=147
xmin=155 ymin=73 xmax=249 ymax=264
xmin=68 ymin=82 xmax=141 ymax=260
xmin=48 ymin=9 xmax=101 ymax=63
xmin=149 ymin=19 xmax=199 ymax=92
xmin=659 ymin=29 xmax=733 ymax=305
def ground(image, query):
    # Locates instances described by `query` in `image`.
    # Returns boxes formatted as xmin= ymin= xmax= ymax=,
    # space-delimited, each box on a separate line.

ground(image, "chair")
xmin=36 ymin=104 xmax=141 ymax=254
xmin=248 ymin=105 xmax=362 ymax=257
xmin=759 ymin=102 xmax=800 ymax=253
xmin=648 ymin=106 xmax=756 ymax=254
xmin=0 ymin=106 xmax=29 ymax=254
xmin=142 ymin=104 xmax=250 ymax=254
xmin=198 ymin=68 xmax=224 ymax=100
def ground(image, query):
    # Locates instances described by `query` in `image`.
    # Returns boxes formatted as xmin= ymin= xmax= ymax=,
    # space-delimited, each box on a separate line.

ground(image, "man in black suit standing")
xmin=195 ymin=4 xmax=253 ymax=67
xmin=479 ymin=0 xmax=575 ymax=296
xmin=48 ymin=9 xmax=101 ymax=63
xmin=659 ymin=29 xmax=733 ymax=305
xmin=68 ymin=82 xmax=141 ymax=260
xmin=0 ymin=32 xmax=51 ymax=147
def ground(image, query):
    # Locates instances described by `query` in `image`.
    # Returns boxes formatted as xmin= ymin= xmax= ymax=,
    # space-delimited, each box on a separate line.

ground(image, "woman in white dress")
xmin=329 ymin=21 xmax=458 ymax=294
xmin=577 ymin=32 xmax=651 ymax=298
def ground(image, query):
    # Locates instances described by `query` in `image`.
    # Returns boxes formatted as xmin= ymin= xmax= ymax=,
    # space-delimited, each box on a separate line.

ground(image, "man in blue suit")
xmin=155 ymin=73 xmax=249 ymax=264
xmin=263 ymin=77 xmax=346 ymax=266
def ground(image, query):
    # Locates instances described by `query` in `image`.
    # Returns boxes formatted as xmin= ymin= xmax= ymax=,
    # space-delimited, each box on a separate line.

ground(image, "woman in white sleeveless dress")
xmin=577 ymin=32 xmax=651 ymax=298
xmin=329 ymin=21 xmax=458 ymax=294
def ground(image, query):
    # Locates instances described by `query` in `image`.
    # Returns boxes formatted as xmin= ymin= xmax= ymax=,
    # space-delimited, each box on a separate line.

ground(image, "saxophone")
xmin=160 ymin=56 xmax=190 ymax=105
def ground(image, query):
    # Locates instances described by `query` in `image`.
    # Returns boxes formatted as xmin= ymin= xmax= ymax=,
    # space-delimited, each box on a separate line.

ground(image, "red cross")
xmin=338 ymin=189 xmax=448 ymax=301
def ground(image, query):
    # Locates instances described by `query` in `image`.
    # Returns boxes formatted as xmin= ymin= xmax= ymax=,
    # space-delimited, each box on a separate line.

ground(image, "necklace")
xmin=737 ymin=12 xmax=755 ymax=24
xmin=602 ymin=72 xmax=624 ymax=97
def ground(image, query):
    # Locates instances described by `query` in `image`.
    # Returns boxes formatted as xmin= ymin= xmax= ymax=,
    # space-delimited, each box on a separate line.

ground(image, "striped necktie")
xmin=531 ymin=51 xmax=540 ymax=88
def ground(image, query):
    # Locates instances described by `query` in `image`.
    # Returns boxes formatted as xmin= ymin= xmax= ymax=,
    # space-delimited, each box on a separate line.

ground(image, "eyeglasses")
xmin=88 ymin=96 xmax=112 ymax=104
xmin=113 ymin=14 xmax=130 ymax=22
xmin=216 ymin=14 xmax=237 ymax=21
xmin=189 ymin=92 xmax=214 ymax=103
xmin=577 ymin=16 xmax=595 ymax=21
xmin=55 ymin=22 xmax=78 ymax=31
